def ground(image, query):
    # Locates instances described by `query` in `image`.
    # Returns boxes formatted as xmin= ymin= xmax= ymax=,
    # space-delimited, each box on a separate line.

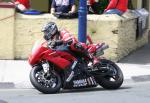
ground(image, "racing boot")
xmin=85 ymin=50 xmax=99 ymax=65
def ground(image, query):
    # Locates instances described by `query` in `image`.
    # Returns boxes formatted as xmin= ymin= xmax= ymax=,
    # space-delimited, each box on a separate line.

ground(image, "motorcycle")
xmin=28 ymin=36 xmax=124 ymax=94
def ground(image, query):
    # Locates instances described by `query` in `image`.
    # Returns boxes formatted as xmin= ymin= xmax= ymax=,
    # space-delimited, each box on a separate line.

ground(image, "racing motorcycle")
xmin=28 ymin=37 xmax=124 ymax=94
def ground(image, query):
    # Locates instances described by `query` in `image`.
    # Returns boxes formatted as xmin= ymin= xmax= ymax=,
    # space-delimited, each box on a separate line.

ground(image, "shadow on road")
xmin=119 ymin=42 xmax=150 ymax=65
xmin=58 ymin=86 xmax=132 ymax=94
xmin=0 ymin=100 xmax=8 ymax=103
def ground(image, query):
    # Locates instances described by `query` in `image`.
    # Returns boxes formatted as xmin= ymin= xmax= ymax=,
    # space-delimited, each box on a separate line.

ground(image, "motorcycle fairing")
xmin=29 ymin=41 xmax=77 ymax=70
xmin=28 ymin=44 xmax=49 ymax=65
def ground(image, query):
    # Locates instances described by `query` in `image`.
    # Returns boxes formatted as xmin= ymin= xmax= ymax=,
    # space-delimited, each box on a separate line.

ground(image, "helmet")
xmin=41 ymin=22 xmax=58 ymax=40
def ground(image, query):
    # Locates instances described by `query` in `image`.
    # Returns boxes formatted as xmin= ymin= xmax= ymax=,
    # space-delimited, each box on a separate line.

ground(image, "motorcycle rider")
xmin=41 ymin=22 xmax=96 ymax=82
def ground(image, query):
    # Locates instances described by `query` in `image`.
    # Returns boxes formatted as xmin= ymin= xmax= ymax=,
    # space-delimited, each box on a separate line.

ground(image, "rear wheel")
xmin=30 ymin=66 xmax=62 ymax=94
xmin=95 ymin=59 xmax=124 ymax=89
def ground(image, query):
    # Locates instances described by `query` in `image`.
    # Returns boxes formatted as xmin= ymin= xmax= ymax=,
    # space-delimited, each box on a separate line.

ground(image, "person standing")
xmin=104 ymin=0 xmax=128 ymax=16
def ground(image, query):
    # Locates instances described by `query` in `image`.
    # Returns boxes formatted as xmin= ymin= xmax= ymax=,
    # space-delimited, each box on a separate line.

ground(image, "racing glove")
xmin=48 ymin=40 xmax=63 ymax=48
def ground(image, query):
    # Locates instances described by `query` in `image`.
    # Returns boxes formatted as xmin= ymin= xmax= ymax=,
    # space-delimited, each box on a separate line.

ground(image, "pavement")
xmin=119 ymin=42 xmax=150 ymax=81
xmin=0 ymin=42 xmax=150 ymax=89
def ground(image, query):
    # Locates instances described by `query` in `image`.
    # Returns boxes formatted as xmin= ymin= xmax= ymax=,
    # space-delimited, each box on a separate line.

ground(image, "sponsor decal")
xmin=73 ymin=79 xmax=88 ymax=87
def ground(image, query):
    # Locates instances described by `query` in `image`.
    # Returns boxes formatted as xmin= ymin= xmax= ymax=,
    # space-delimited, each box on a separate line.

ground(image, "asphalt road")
xmin=0 ymin=81 xmax=150 ymax=103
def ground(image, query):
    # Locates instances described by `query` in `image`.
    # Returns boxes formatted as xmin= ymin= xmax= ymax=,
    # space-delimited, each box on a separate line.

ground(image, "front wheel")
xmin=95 ymin=59 xmax=124 ymax=89
xmin=30 ymin=66 xmax=62 ymax=94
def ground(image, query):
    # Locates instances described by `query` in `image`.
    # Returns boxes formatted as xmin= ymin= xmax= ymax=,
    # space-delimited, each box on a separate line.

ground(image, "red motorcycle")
xmin=28 ymin=37 xmax=124 ymax=94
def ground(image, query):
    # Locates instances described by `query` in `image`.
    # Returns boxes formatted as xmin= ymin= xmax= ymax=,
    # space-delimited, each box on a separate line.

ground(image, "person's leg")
xmin=104 ymin=9 xmax=123 ymax=16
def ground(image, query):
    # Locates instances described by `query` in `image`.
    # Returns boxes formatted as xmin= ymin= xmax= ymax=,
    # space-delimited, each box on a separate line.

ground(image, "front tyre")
xmin=95 ymin=59 xmax=124 ymax=89
xmin=30 ymin=66 xmax=62 ymax=94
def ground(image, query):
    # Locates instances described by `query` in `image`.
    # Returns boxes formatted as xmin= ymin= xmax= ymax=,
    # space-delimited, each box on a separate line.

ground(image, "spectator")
xmin=104 ymin=0 xmax=128 ymax=16
xmin=51 ymin=0 xmax=76 ymax=14
xmin=11 ymin=0 xmax=30 ymax=12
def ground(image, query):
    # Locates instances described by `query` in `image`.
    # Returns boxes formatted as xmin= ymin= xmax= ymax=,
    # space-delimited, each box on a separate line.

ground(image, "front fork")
xmin=42 ymin=61 xmax=50 ymax=73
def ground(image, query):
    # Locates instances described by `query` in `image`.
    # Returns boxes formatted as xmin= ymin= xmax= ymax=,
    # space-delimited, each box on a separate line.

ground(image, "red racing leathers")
xmin=59 ymin=29 xmax=88 ymax=53
xmin=49 ymin=29 xmax=92 ymax=61
xmin=50 ymin=29 xmax=98 ymax=67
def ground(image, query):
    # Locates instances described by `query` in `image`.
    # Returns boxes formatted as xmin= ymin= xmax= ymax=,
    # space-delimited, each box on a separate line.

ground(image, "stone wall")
xmin=88 ymin=14 xmax=148 ymax=61
xmin=0 ymin=7 xmax=149 ymax=61
xmin=14 ymin=13 xmax=148 ymax=61
xmin=0 ymin=4 xmax=15 ymax=59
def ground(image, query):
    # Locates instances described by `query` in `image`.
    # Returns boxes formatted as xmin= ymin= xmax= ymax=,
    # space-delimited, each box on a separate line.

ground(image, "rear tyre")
xmin=95 ymin=59 xmax=124 ymax=89
xmin=30 ymin=66 xmax=62 ymax=94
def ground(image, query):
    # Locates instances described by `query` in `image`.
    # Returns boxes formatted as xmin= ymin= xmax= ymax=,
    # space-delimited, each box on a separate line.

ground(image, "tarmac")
xmin=0 ymin=42 xmax=150 ymax=89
